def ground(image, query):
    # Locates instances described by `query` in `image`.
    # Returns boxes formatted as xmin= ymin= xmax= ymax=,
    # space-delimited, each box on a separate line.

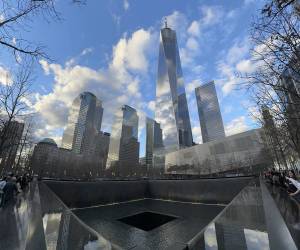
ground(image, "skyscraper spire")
xmin=164 ymin=17 xmax=167 ymax=28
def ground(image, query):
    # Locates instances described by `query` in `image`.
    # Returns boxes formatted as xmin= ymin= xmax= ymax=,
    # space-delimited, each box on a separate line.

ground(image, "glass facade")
xmin=61 ymin=92 xmax=103 ymax=154
xmin=195 ymin=81 xmax=225 ymax=143
xmin=155 ymin=26 xmax=193 ymax=154
xmin=106 ymin=105 xmax=139 ymax=169
xmin=145 ymin=117 xmax=163 ymax=167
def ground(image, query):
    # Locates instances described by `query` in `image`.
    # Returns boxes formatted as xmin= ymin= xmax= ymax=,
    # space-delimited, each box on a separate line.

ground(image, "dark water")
xmin=73 ymin=199 xmax=224 ymax=249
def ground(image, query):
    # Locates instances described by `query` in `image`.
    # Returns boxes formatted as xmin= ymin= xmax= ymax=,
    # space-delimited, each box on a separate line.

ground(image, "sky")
xmin=0 ymin=0 xmax=265 ymax=157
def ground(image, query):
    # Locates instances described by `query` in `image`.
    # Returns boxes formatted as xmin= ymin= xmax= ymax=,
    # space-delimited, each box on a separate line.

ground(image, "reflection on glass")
xmin=42 ymin=213 xmax=62 ymax=250
xmin=61 ymin=92 xmax=103 ymax=154
xmin=38 ymin=183 xmax=111 ymax=249
xmin=204 ymin=223 xmax=218 ymax=250
xmin=190 ymin=180 xmax=272 ymax=250
xmin=155 ymin=26 xmax=193 ymax=160
xmin=244 ymin=228 xmax=270 ymax=250
xmin=146 ymin=117 xmax=163 ymax=167
xmin=195 ymin=81 xmax=225 ymax=143
xmin=106 ymin=105 xmax=139 ymax=169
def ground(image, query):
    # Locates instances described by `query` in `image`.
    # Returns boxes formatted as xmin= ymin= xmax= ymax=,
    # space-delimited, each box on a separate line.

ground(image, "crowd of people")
xmin=264 ymin=168 xmax=300 ymax=202
xmin=0 ymin=173 xmax=32 ymax=207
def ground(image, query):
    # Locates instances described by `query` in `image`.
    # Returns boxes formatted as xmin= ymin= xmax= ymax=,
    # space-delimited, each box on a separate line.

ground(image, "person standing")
xmin=2 ymin=176 xmax=18 ymax=206
xmin=286 ymin=170 xmax=300 ymax=202
xmin=0 ymin=177 xmax=7 ymax=207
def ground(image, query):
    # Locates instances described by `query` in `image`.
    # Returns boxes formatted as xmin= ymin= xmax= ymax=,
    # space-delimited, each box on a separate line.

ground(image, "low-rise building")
xmin=30 ymin=133 xmax=110 ymax=179
xmin=165 ymin=128 xmax=272 ymax=175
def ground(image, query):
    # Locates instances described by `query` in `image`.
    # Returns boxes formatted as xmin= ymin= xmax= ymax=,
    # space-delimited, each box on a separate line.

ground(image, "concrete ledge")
xmin=260 ymin=180 xmax=297 ymax=250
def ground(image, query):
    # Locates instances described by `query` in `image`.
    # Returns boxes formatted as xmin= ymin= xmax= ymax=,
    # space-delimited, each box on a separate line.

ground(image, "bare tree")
xmin=14 ymin=118 xmax=35 ymax=173
xmin=0 ymin=62 xmax=32 ymax=162
xmin=242 ymin=0 xmax=300 ymax=165
xmin=0 ymin=0 xmax=85 ymax=61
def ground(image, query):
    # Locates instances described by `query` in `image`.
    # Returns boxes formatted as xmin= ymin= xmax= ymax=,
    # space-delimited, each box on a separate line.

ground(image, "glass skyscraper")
xmin=195 ymin=81 xmax=225 ymax=143
xmin=61 ymin=92 xmax=103 ymax=154
xmin=106 ymin=105 xmax=139 ymax=169
xmin=145 ymin=117 xmax=163 ymax=167
xmin=155 ymin=24 xmax=193 ymax=153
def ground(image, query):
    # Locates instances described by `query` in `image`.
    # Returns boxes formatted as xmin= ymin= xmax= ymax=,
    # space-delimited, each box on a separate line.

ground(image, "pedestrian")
xmin=20 ymin=173 xmax=28 ymax=190
xmin=0 ymin=177 xmax=7 ymax=207
xmin=2 ymin=176 xmax=18 ymax=206
xmin=286 ymin=170 xmax=300 ymax=202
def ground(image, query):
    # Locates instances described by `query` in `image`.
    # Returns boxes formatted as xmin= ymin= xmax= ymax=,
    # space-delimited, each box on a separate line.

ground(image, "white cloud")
xmin=186 ymin=37 xmax=199 ymax=51
xmin=225 ymin=116 xmax=249 ymax=136
xmin=12 ymin=37 xmax=17 ymax=45
xmin=164 ymin=11 xmax=188 ymax=32
xmin=244 ymin=0 xmax=256 ymax=5
xmin=40 ymin=60 xmax=51 ymax=75
xmin=187 ymin=21 xmax=200 ymax=37
xmin=111 ymin=29 xmax=154 ymax=72
xmin=226 ymin=38 xmax=250 ymax=65
xmin=80 ymin=48 xmax=93 ymax=56
xmin=216 ymin=37 xmax=252 ymax=95
xmin=33 ymin=28 xmax=156 ymax=142
xmin=192 ymin=65 xmax=204 ymax=74
xmin=200 ymin=5 xmax=224 ymax=26
xmin=186 ymin=79 xmax=201 ymax=94
xmin=123 ymin=0 xmax=129 ymax=11
xmin=148 ymin=100 xmax=155 ymax=112
xmin=227 ymin=10 xmax=237 ymax=19
xmin=180 ymin=48 xmax=194 ymax=66
xmin=236 ymin=59 xmax=253 ymax=73
xmin=224 ymin=105 xmax=233 ymax=114
xmin=192 ymin=126 xmax=202 ymax=144
xmin=0 ymin=66 xmax=12 ymax=85
xmin=176 ymin=6 xmax=226 ymax=68
xmin=217 ymin=62 xmax=238 ymax=95
xmin=127 ymin=78 xmax=141 ymax=97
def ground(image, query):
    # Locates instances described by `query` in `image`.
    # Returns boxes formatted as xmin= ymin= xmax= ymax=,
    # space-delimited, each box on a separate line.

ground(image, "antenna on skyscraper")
xmin=164 ymin=17 xmax=168 ymax=28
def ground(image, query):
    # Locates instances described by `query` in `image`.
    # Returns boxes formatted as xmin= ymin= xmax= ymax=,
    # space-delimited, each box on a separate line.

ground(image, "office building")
xmin=0 ymin=121 xmax=24 ymax=174
xmin=155 ymin=22 xmax=193 ymax=153
xmin=106 ymin=105 xmax=139 ymax=169
xmin=145 ymin=117 xmax=163 ymax=167
xmin=278 ymin=68 xmax=300 ymax=153
xmin=30 ymin=136 xmax=110 ymax=178
xmin=195 ymin=81 xmax=225 ymax=143
xmin=61 ymin=92 xmax=103 ymax=154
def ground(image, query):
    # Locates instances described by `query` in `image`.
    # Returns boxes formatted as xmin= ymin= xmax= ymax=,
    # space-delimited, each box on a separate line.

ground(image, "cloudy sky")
xmin=0 ymin=0 xmax=264 ymax=157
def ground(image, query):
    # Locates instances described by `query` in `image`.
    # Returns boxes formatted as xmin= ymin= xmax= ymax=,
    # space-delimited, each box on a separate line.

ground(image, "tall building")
xmin=155 ymin=23 xmax=193 ymax=153
xmin=278 ymin=68 xmax=300 ymax=154
xmin=106 ymin=105 xmax=139 ymax=169
xmin=61 ymin=92 xmax=103 ymax=154
xmin=261 ymin=106 xmax=287 ymax=168
xmin=195 ymin=81 xmax=225 ymax=143
xmin=0 ymin=121 xmax=24 ymax=174
xmin=145 ymin=117 xmax=163 ymax=167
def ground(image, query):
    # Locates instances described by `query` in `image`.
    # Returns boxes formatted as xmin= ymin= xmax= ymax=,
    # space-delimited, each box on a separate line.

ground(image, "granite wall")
xmin=44 ymin=177 xmax=253 ymax=208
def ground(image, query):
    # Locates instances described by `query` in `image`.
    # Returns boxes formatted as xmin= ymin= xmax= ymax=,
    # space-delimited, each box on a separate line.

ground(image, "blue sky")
xmin=0 ymin=0 xmax=265 ymax=157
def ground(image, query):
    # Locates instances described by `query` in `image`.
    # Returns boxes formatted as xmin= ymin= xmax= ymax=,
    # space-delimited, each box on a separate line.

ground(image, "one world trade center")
xmin=155 ymin=21 xmax=193 ymax=155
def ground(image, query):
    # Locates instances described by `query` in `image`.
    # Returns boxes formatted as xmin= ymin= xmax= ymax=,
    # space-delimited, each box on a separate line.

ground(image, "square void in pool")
xmin=118 ymin=211 xmax=177 ymax=231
